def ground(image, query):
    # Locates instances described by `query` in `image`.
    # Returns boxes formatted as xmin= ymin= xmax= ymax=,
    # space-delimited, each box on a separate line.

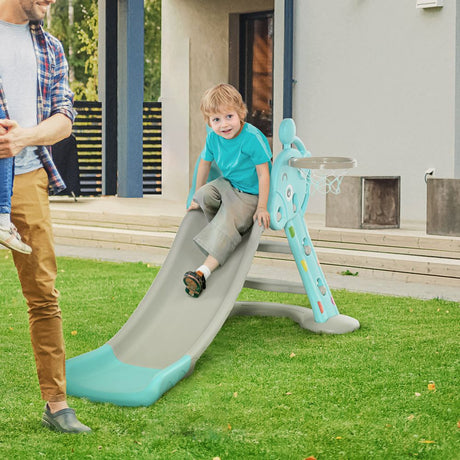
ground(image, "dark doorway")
xmin=237 ymin=11 xmax=274 ymax=140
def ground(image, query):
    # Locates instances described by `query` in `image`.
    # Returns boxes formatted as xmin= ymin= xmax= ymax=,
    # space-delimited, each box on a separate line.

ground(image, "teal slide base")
xmin=66 ymin=344 xmax=192 ymax=407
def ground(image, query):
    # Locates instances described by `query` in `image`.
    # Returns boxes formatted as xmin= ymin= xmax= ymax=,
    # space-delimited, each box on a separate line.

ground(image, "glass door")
xmin=239 ymin=11 xmax=274 ymax=140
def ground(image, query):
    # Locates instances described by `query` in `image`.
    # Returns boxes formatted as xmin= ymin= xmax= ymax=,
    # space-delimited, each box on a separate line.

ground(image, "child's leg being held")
xmin=0 ymin=158 xmax=31 ymax=254
xmin=0 ymin=157 xmax=14 ymax=215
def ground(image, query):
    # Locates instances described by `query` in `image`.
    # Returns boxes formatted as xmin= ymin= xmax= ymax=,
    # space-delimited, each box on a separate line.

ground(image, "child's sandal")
xmin=183 ymin=271 xmax=206 ymax=298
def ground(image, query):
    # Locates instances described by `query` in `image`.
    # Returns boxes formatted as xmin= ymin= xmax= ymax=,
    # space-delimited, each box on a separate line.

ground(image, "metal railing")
xmin=72 ymin=100 xmax=162 ymax=196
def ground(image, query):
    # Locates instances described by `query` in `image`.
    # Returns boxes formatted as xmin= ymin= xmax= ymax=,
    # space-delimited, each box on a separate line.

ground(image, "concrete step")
xmin=308 ymin=227 xmax=460 ymax=260
xmin=254 ymin=249 xmax=460 ymax=287
xmin=261 ymin=227 xmax=460 ymax=260
xmin=255 ymin=239 xmax=460 ymax=281
xmin=51 ymin=209 xmax=181 ymax=233
xmin=52 ymin=208 xmax=460 ymax=258
xmin=53 ymin=223 xmax=176 ymax=251
xmin=52 ymin=220 xmax=460 ymax=287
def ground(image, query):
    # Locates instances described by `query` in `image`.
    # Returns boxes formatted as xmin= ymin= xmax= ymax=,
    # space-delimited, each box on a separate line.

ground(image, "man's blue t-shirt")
xmin=200 ymin=123 xmax=272 ymax=195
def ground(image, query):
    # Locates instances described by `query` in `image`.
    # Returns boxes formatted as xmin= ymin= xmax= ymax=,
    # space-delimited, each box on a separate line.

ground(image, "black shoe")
xmin=183 ymin=270 xmax=206 ymax=298
xmin=42 ymin=404 xmax=92 ymax=434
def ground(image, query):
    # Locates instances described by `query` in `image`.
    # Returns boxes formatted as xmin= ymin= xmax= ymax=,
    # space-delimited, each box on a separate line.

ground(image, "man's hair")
xmin=200 ymin=83 xmax=248 ymax=124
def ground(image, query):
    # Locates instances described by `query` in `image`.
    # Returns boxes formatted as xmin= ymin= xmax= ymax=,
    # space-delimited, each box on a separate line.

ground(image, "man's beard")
xmin=19 ymin=1 xmax=49 ymax=22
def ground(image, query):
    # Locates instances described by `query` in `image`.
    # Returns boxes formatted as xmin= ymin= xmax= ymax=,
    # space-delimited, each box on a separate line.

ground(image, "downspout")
xmin=283 ymin=0 xmax=294 ymax=119
xmin=455 ymin=2 xmax=460 ymax=178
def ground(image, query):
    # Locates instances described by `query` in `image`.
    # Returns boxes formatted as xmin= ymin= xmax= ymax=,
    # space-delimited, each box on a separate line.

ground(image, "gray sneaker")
xmin=0 ymin=224 xmax=32 ymax=254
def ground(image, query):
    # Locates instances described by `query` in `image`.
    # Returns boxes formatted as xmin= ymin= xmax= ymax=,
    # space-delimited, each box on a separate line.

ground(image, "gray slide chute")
xmin=66 ymin=210 xmax=264 ymax=406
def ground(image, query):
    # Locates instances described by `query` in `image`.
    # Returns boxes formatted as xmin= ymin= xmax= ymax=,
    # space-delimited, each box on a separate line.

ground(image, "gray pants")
xmin=193 ymin=177 xmax=259 ymax=265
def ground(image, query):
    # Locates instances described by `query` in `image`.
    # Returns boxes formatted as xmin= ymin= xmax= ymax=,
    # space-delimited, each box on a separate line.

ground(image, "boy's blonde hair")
xmin=200 ymin=83 xmax=248 ymax=125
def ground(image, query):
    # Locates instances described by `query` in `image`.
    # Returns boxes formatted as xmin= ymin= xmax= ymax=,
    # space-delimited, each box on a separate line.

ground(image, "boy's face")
xmin=208 ymin=107 xmax=242 ymax=140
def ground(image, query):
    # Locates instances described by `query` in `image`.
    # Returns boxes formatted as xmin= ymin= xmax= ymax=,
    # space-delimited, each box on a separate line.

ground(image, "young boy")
xmin=0 ymin=111 xmax=32 ymax=255
xmin=183 ymin=83 xmax=271 ymax=297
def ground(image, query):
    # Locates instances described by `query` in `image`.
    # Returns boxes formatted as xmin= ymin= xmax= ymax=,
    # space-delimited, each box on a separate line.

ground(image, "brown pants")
xmin=11 ymin=168 xmax=66 ymax=402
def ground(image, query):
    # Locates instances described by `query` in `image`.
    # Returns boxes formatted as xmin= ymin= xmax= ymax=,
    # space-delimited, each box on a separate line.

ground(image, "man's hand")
xmin=0 ymin=119 xmax=25 ymax=158
xmin=0 ymin=113 xmax=72 ymax=159
xmin=0 ymin=119 xmax=8 ymax=136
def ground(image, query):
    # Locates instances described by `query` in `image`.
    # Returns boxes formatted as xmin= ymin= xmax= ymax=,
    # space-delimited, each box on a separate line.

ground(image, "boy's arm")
xmin=195 ymin=158 xmax=212 ymax=190
xmin=254 ymin=162 xmax=271 ymax=228
xmin=188 ymin=158 xmax=212 ymax=210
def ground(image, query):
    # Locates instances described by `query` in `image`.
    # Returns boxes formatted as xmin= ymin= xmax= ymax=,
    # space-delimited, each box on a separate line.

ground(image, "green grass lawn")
xmin=0 ymin=250 xmax=458 ymax=459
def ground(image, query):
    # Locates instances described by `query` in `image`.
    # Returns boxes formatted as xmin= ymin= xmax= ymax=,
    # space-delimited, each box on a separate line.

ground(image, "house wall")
xmin=161 ymin=0 xmax=273 ymax=204
xmin=162 ymin=0 xmax=459 ymax=222
xmin=290 ymin=0 xmax=459 ymax=221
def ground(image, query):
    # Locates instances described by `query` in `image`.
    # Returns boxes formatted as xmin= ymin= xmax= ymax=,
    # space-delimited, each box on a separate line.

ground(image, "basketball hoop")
xmin=289 ymin=156 xmax=357 ymax=195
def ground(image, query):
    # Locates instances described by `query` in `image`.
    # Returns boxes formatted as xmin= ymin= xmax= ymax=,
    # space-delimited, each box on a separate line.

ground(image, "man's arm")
xmin=0 ymin=113 xmax=72 ymax=159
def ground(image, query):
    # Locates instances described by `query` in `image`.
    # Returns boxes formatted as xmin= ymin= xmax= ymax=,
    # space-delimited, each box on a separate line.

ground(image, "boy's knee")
xmin=202 ymin=193 xmax=221 ymax=209
xmin=195 ymin=186 xmax=221 ymax=211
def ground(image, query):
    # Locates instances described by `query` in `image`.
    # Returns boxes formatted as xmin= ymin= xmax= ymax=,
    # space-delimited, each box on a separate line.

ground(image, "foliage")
xmin=45 ymin=0 xmax=97 ymax=100
xmin=144 ymin=0 xmax=162 ymax=101
xmin=72 ymin=1 xmax=99 ymax=101
xmin=0 ymin=252 xmax=458 ymax=459
xmin=45 ymin=0 xmax=161 ymax=102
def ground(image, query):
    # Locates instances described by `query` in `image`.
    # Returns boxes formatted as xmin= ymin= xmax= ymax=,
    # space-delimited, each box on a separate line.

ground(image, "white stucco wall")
xmin=291 ymin=0 xmax=459 ymax=221
xmin=161 ymin=0 xmax=273 ymax=204
xmin=162 ymin=0 xmax=458 ymax=221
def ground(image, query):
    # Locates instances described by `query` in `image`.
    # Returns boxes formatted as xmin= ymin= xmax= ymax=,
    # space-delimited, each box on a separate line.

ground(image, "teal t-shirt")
xmin=200 ymin=123 xmax=272 ymax=195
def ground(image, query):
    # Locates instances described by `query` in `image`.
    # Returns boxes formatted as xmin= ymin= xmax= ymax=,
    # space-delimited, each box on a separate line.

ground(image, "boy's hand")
xmin=254 ymin=207 xmax=270 ymax=229
xmin=187 ymin=200 xmax=200 ymax=211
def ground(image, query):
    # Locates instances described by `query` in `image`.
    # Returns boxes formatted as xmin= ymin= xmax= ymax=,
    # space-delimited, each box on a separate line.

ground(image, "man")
xmin=0 ymin=0 xmax=91 ymax=433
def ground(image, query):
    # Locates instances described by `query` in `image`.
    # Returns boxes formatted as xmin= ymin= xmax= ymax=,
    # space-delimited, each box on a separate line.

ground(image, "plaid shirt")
xmin=0 ymin=21 xmax=76 ymax=193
